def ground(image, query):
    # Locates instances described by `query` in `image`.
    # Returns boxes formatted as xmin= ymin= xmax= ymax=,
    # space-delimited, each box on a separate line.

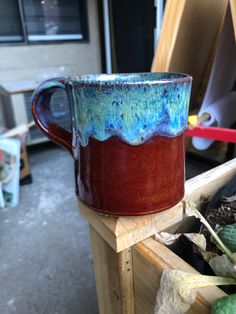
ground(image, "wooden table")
xmin=79 ymin=158 xmax=236 ymax=314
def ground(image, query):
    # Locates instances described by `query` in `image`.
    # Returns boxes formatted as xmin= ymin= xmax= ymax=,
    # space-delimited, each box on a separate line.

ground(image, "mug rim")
xmin=70 ymin=72 xmax=192 ymax=86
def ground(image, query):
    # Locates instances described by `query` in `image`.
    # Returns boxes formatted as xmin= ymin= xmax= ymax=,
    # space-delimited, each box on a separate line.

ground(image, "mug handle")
xmin=32 ymin=77 xmax=72 ymax=155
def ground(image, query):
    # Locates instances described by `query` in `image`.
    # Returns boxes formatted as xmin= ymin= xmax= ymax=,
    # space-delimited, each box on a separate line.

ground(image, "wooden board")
xmin=230 ymin=0 xmax=236 ymax=39
xmin=133 ymin=238 xmax=226 ymax=314
xmin=89 ymin=227 xmax=135 ymax=314
xmin=79 ymin=158 xmax=236 ymax=252
xmin=80 ymin=201 xmax=184 ymax=253
xmin=151 ymin=0 xmax=228 ymax=107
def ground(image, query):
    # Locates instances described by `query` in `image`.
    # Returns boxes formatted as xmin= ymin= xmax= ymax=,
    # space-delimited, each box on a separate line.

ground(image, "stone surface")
xmin=0 ymin=143 xmax=98 ymax=314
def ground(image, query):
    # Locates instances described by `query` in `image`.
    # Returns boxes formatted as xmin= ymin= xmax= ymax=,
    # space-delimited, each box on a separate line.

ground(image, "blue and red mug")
xmin=32 ymin=73 xmax=192 ymax=216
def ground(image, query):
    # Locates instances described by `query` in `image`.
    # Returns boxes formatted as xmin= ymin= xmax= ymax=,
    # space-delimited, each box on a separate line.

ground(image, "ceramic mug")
xmin=32 ymin=73 xmax=192 ymax=216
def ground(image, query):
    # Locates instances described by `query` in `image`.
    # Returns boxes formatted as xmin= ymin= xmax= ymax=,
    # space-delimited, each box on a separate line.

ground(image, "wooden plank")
xmin=230 ymin=0 xmax=236 ymax=39
xmin=151 ymin=0 xmax=228 ymax=107
xmin=133 ymin=238 xmax=226 ymax=314
xmin=80 ymin=204 xmax=118 ymax=250
xmin=151 ymin=0 xmax=186 ymax=72
xmin=80 ymin=200 xmax=184 ymax=252
xmin=118 ymin=247 xmax=135 ymax=313
xmin=79 ymin=158 xmax=236 ymax=252
xmin=89 ymin=226 xmax=135 ymax=314
xmin=185 ymin=157 xmax=236 ymax=201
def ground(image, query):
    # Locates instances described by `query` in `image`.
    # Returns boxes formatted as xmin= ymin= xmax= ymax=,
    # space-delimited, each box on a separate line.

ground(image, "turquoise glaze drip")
xmin=71 ymin=73 xmax=192 ymax=147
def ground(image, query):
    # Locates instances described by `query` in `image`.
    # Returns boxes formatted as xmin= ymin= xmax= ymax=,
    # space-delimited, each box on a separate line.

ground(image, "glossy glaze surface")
xmin=32 ymin=73 xmax=192 ymax=216
xmin=71 ymin=73 xmax=191 ymax=146
xmin=75 ymin=134 xmax=185 ymax=216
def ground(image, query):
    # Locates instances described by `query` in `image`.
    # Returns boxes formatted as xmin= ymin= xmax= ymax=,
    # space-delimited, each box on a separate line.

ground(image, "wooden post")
xmin=89 ymin=226 xmax=135 ymax=314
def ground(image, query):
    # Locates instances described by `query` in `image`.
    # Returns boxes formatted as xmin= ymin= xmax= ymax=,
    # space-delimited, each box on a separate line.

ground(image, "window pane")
xmin=0 ymin=0 xmax=24 ymax=42
xmin=23 ymin=0 xmax=84 ymax=41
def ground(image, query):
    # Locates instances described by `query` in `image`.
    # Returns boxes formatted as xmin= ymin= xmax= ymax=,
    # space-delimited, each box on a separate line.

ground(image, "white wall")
xmin=0 ymin=1 xmax=101 ymax=83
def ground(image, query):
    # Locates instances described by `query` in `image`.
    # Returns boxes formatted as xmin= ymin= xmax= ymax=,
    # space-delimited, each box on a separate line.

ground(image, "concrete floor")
xmin=0 ymin=142 xmax=212 ymax=314
xmin=0 ymin=143 xmax=98 ymax=314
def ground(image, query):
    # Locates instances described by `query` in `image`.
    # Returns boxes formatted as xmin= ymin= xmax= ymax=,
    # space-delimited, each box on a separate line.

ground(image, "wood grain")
xmin=89 ymin=227 xmax=135 ymax=314
xmin=151 ymin=0 xmax=228 ymax=106
xmin=133 ymin=238 xmax=226 ymax=314
xmin=230 ymin=0 xmax=236 ymax=39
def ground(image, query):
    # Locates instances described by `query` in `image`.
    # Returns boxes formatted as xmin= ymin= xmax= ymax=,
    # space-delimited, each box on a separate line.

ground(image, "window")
xmin=0 ymin=0 xmax=88 ymax=44
xmin=0 ymin=1 xmax=24 ymax=43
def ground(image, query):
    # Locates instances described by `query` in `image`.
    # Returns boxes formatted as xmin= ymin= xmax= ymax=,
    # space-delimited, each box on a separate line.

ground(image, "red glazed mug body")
xmin=75 ymin=135 xmax=185 ymax=216
xmin=32 ymin=73 xmax=192 ymax=216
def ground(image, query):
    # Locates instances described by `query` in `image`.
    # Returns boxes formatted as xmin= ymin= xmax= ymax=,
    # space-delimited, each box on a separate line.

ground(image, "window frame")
xmin=0 ymin=0 xmax=88 ymax=46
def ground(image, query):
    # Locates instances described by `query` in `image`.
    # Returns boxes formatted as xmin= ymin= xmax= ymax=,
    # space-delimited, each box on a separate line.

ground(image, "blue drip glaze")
xmin=71 ymin=73 xmax=192 ymax=147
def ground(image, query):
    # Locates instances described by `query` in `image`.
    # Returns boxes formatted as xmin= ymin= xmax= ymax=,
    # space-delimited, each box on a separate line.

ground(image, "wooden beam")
xmin=80 ymin=201 xmax=184 ymax=252
xmin=89 ymin=227 xmax=135 ymax=314
xmin=151 ymin=0 xmax=228 ymax=106
xmin=230 ymin=0 xmax=236 ymax=39
xmin=151 ymin=0 xmax=186 ymax=72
